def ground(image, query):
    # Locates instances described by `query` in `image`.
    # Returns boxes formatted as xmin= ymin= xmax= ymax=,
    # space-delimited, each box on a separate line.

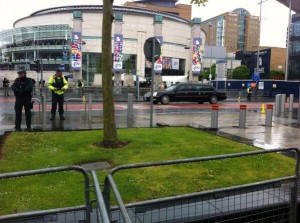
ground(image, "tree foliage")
xmin=202 ymin=64 xmax=216 ymax=80
xmin=190 ymin=0 xmax=208 ymax=6
xmin=270 ymin=70 xmax=285 ymax=80
xmin=232 ymin=65 xmax=251 ymax=79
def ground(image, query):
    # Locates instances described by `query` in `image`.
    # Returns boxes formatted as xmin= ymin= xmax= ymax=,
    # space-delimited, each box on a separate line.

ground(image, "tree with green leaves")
xmin=231 ymin=65 xmax=251 ymax=79
xmin=202 ymin=64 xmax=216 ymax=80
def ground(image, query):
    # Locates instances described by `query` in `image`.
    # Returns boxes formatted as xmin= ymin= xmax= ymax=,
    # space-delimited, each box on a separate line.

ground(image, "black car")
xmin=143 ymin=83 xmax=227 ymax=105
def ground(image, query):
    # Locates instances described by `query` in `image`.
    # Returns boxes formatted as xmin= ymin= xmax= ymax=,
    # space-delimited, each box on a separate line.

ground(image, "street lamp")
xmin=255 ymin=0 xmax=267 ymax=99
xmin=285 ymin=0 xmax=292 ymax=80
xmin=208 ymin=23 xmax=212 ymax=82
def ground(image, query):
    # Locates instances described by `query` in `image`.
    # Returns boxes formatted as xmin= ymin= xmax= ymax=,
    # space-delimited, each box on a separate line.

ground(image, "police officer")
xmin=48 ymin=69 xmax=68 ymax=120
xmin=11 ymin=69 xmax=33 ymax=131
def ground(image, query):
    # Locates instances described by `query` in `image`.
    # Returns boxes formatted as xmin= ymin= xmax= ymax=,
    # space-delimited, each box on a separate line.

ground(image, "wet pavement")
xmin=0 ymin=94 xmax=300 ymax=151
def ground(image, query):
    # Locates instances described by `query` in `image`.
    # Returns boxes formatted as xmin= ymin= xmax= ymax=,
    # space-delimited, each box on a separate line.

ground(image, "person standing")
xmin=76 ymin=79 xmax=84 ymax=96
xmin=247 ymin=86 xmax=252 ymax=101
xmin=48 ymin=69 xmax=68 ymax=120
xmin=2 ymin=77 xmax=10 ymax=96
xmin=11 ymin=69 xmax=33 ymax=131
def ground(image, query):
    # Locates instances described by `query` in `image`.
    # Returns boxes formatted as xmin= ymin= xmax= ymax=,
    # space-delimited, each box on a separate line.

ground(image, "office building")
xmin=201 ymin=8 xmax=260 ymax=53
xmin=123 ymin=0 xmax=192 ymax=20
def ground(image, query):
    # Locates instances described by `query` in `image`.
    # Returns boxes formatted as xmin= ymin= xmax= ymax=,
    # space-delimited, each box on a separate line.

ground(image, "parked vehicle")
xmin=143 ymin=83 xmax=227 ymax=105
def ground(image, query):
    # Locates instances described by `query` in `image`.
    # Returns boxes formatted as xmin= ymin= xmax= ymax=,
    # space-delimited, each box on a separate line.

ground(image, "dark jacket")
xmin=11 ymin=77 xmax=33 ymax=98
xmin=2 ymin=78 xmax=9 ymax=87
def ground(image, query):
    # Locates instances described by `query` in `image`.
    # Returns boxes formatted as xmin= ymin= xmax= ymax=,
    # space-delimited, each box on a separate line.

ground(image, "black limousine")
xmin=143 ymin=83 xmax=227 ymax=105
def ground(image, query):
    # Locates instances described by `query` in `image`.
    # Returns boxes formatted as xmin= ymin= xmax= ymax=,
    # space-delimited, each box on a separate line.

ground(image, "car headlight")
xmin=153 ymin=92 xmax=158 ymax=96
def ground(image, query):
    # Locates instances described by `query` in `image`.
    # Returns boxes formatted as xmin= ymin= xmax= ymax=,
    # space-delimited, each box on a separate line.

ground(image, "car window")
xmin=187 ymin=84 xmax=193 ymax=91
xmin=195 ymin=85 xmax=203 ymax=91
xmin=165 ymin=85 xmax=177 ymax=91
xmin=203 ymin=85 xmax=214 ymax=91
xmin=177 ymin=85 xmax=186 ymax=91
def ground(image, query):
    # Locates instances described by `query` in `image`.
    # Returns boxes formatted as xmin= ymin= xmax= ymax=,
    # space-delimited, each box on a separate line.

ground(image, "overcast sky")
xmin=0 ymin=0 xmax=292 ymax=48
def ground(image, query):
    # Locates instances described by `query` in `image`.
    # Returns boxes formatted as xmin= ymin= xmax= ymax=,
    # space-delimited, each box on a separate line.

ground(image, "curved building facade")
xmin=0 ymin=5 xmax=205 ymax=86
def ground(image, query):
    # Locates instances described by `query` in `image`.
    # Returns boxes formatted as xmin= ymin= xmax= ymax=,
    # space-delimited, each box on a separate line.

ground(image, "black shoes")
xmin=14 ymin=127 xmax=21 ymax=132
xmin=50 ymin=115 xmax=65 ymax=120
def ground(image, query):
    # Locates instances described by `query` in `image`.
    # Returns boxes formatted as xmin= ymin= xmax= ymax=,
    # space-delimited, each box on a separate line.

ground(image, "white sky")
xmin=0 ymin=0 xmax=292 ymax=48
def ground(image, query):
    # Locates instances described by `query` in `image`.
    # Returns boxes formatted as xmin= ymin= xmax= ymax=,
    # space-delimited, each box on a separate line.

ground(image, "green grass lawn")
xmin=0 ymin=127 xmax=296 ymax=215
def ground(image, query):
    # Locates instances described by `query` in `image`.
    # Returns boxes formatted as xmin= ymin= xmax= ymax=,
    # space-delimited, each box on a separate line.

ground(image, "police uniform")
xmin=48 ymin=69 xmax=68 ymax=120
xmin=11 ymin=70 xmax=33 ymax=130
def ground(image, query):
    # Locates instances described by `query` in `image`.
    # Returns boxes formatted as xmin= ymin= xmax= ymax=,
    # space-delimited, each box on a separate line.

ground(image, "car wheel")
xmin=210 ymin=95 xmax=218 ymax=104
xmin=161 ymin=95 xmax=170 ymax=105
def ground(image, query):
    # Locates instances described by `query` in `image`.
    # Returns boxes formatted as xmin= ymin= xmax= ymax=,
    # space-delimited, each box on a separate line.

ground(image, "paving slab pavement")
xmin=1 ymin=95 xmax=300 ymax=151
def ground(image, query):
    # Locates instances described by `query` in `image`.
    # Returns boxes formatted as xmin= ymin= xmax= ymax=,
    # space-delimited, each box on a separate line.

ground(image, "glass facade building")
xmin=0 ymin=25 xmax=72 ymax=72
xmin=289 ymin=13 xmax=300 ymax=80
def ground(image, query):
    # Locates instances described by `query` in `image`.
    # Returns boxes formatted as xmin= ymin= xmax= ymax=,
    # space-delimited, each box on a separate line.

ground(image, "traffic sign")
xmin=143 ymin=37 xmax=161 ymax=62
xmin=252 ymin=72 xmax=260 ymax=81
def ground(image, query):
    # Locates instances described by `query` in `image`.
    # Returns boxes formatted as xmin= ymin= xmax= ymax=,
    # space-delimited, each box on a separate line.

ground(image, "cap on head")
xmin=17 ymin=70 xmax=26 ymax=75
xmin=56 ymin=69 xmax=62 ymax=73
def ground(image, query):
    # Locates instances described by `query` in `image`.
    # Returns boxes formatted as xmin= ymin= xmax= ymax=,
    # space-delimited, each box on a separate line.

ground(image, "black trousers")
xmin=51 ymin=92 xmax=64 ymax=116
xmin=15 ymin=97 xmax=32 ymax=129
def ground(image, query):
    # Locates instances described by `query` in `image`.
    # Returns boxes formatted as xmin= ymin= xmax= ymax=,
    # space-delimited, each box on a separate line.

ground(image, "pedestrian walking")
xmin=48 ymin=69 xmax=68 ymax=120
xmin=247 ymin=86 xmax=252 ymax=101
xmin=11 ymin=69 xmax=33 ymax=131
xmin=2 ymin=77 xmax=10 ymax=96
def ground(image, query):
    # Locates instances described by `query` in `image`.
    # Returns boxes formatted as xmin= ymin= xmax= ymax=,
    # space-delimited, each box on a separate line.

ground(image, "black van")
xmin=143 ymin=83 xmax=227 ymax=105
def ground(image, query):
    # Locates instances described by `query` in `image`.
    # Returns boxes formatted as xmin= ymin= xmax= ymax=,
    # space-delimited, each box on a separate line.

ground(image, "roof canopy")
xmin=276 ymin=0 xmax=300 ymax=13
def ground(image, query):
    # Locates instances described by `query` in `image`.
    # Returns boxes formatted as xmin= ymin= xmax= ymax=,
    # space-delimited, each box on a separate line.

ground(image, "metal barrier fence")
xmin=101 ymin=148 xmax=299 ymax=223
xmin=0 ymin=166 xmax=92 ymax=223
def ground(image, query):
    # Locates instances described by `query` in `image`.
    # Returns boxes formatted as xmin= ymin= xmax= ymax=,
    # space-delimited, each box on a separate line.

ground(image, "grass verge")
xmin=0 ymin=127 xmax=296 ymax=215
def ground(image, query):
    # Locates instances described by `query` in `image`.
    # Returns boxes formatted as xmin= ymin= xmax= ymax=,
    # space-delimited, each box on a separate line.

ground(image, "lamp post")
xmin=255 ymin=0 xmax=267 ymax=99
xmin=208 ymin=23 xmax=212 ymax=82
xmin=285 ymin=0 xmax=292 ymax=80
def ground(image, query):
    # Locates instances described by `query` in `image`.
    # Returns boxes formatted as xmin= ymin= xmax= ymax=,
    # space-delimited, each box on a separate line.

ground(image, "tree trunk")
xmin=102 ymin=0 xmax=118 ymax=145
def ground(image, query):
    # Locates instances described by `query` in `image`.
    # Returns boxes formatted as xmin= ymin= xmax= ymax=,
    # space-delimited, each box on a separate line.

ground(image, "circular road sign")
xmin=143 ymin=37 xmax=161 ymax=62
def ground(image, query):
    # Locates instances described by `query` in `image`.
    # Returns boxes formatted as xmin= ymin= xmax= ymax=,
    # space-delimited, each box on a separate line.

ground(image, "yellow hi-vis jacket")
xmin=47 ymin=75 xmax=68 ymax=95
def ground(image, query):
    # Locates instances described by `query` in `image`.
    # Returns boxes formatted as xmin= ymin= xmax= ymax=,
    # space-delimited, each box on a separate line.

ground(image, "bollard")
xmin=41 ymin=93 xmax=47 ymax=131
xmin=211 ymin=105 xmax=219 ymax=129
xmin=289 ymin=94 xmax=294 ymax=113
xmin=127 ymin=93 xmax=134 ymax=128
xmin=265 ymin=104 xmax=273 ymax=127
xmin=239 ymin=105 xmax=247 ymax=128
xmin=275 ymin=94 xmax=281 ymax=117
xmin=88 ymin=94 xmax=92 ymax=125
xmin=281 ymin=94 xmax=286 ymax=113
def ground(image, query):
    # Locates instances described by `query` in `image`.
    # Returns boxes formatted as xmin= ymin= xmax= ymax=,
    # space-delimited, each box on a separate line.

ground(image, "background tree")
xmin=231 ymin=65 xmax=251 ymax=79
xmin=125 ymin=58 xmax=133 ymax=75
xmin=270 ymin=70 xmax=285 ymax=80
xmin=202 ymin=64 xmax=216 ymax=80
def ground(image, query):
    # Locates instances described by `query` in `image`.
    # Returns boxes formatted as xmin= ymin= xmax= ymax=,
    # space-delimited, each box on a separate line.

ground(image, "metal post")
xmin=41 ymin=93 xmax=47 ymax=131
xmin=285 ymin=0 xmax=292 ymax=80
xmin=275 ymin=94 xmax=281 ymax=117
xmin=298 ymin=84 xmax=300 ymax=125
xmin=239 ymin=105 xmax=247 ymax=128
xmin=136 ymin=74 xmax=139 ymax=100
xmin=127 ymin=93 xmax=133 ymax=128
xmin=289 ymin=94 xmax=294 ymax=113
xmin=281 ymin=94 xmax=286 ymax=114
xmin=211 ymin=105 xmax=219 ymax=129
xmin=265 ymin=104 xmax=273 ymax=127
xmin=150 ymin=37 xmax=155 ymax=127
xmin=88 ymin=94 xmax=92 ymax=124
